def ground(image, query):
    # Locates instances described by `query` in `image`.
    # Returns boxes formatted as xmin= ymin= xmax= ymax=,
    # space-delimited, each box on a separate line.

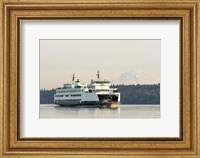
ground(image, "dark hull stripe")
xmin=55 ymin=101 xmax=119 ymax=107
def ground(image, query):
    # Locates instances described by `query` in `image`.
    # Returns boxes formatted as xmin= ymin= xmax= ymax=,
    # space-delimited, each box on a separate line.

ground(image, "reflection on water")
xmin=40 ymin=104 xmax=160 ymax=118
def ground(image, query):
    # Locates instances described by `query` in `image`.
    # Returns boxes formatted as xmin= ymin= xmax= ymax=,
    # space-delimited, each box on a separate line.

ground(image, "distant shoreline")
xmin=40 ymin=84 xmax=160 ymax=105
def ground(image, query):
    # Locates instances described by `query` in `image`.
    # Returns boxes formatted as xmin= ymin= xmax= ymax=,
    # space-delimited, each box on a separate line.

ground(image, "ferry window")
xmin=56 ymin=95 xmax=63 ymax=97
xmin=71 ymin=94 xmax=81 ymax=97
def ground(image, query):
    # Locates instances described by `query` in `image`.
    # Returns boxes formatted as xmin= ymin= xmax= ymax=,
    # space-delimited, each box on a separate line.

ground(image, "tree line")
xmin=112 ymin=84 xmax=160 ymax=104
xmin=40 ymin=84 xmax=160 ymax=104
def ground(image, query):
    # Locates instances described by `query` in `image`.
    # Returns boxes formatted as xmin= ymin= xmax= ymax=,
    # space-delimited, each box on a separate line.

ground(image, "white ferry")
xmin=54 ymin=71 xmax=120 ymax=108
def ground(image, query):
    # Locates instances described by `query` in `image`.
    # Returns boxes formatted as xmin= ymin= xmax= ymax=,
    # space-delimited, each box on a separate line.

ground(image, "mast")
xmin=72 ymin=73 xmax=75 ymax=82
xmin=96 ymin=70 xmax=100 ymax=79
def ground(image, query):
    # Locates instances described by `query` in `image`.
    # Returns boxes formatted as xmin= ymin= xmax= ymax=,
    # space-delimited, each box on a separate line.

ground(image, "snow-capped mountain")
xmin=112 ymin=70 xmax=159 ymax=85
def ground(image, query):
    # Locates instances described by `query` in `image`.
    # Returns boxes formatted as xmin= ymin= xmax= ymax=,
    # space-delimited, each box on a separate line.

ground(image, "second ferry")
xmin=54 ymin=71 xmax=120 ymax=108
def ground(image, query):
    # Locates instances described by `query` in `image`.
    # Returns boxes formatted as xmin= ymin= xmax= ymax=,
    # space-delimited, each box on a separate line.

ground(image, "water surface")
xmin=40 ymin=104 xmax=160 ymax=118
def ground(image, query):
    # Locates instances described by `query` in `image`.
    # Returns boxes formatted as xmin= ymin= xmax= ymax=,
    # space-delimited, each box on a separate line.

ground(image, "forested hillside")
xmin=40 ymin=84 xmax=160 ymax=104
xmin=113 ymin=84 xmax=160 ymax=104
xmin=40 ymin=89 xmax=56 ymax=104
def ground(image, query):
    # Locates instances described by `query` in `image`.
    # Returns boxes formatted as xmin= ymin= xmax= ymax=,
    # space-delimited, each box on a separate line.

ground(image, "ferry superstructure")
xmin=54 ymin=71 xmax=120 ymax=108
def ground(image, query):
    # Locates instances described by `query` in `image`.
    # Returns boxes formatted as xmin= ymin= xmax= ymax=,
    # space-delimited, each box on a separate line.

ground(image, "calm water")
xmin=40 ymin=104 xmax=160 ymax=118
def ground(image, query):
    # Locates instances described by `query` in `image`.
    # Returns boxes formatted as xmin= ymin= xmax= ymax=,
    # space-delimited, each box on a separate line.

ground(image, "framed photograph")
xmin=0 ymin=0 xmax=199 ymax=157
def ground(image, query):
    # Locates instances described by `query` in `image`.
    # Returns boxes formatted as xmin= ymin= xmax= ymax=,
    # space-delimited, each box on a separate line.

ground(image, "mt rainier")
xmin=112 ymin=70 xmax=159 ymax=85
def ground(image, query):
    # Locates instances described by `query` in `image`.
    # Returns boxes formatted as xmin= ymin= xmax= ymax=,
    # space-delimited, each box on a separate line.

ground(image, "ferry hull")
xmin=55 ymin=100 xmax=119 ymax=108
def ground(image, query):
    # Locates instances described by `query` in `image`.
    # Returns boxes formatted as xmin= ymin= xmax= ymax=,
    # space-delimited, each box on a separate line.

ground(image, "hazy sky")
xmin=40 ymin=40 xmax=160 ymax=89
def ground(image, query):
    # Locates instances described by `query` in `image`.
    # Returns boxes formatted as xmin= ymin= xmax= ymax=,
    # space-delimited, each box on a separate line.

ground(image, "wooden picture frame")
xmin=0 ymin=0 xmax=199 ymax=157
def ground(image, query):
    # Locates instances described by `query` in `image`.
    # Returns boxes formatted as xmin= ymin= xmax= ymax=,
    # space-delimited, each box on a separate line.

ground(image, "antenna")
xmin=96 ymin=70 xmax=100 ymax=79
xmin=72 ymin=73 xmax=75 ymax=82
